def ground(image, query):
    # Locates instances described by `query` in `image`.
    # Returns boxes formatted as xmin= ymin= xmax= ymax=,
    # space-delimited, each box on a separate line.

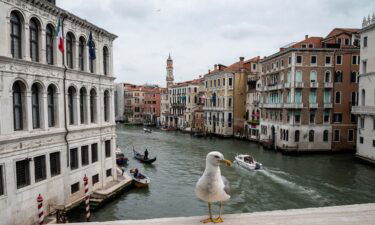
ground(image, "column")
xmin=42 ymin=92 xmax=48 ymax=130
xmin=40 ymin=28 xmax=47 ymax=64
xmin=26 ymin=91 xmax=32 ymax=131
xmin=24 ymin=22 xmax=31 ymax=61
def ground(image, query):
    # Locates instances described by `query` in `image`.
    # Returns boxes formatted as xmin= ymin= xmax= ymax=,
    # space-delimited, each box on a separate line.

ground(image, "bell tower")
xmin=166 ymin=54 xmax=174 ymax=88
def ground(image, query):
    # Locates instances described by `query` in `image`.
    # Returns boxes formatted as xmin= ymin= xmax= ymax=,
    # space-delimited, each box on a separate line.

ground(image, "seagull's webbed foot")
xmin=200 ymin=217 xmax=215 ymax=223
xmin=213 ymin=217 xmax=224 ymax=223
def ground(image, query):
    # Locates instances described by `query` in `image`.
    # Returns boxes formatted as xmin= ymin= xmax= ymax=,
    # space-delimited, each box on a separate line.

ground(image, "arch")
xmin=90 ymin=88 xmax=97 ymax=123
xmin=66 ymin=32 xmax=75 ymax=69
xmin=13 ymin=80 xmax=27 ymax=130
xmin=78 ymin=36 xmax=86 ymax=71
xmin=46 ymin=23 xmax=55 ymax=65
xmin=79 ymin=87 xmax=87 ymax=124
xmin=10 ymin=10 xmax=24 ymax=59
xmin=324 ymin=70 xmax=331 ymax=83
xmin=334 ymin=70 xmax=342 ymax=82
xmin=103 ymin=46 xmax=109 ymax=75
xmin=361 ymin=89 xmax=366 ymax=106
xmin=294 ymin=130 xmax=300 ymax=142
xmin=29 ymin=17 xmax=41 ymax=62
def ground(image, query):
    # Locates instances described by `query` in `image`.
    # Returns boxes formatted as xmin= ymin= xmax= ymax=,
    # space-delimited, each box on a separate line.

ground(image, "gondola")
xmin=115 ymin=148 xmax=128 ymax=166
xmin=133 ymin=149 xmax=157 ymax=164
xmin=130 ymin=168 xmax=150 ymax=188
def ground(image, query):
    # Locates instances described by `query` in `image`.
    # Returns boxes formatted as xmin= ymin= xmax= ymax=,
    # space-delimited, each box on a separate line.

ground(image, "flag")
xmin=56 ymin=17 xmax=64 ymax=53
xmin=88 ymin=31 xmax=96 ymax=60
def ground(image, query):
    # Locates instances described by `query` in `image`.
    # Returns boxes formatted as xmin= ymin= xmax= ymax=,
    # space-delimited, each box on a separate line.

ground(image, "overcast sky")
xmin=58 ymin=0 xmax=374 ymax=87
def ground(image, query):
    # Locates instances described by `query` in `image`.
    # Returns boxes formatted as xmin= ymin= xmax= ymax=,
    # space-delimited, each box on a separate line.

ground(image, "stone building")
xmin=115 ymin=83 xmax=126 ymax=122
xmin=160 ymin=55 xmax=174 ymax=127
xmin=259 ymin=29 xmax=360 ymax=152
xmin=160 ymin=88 xmax=169 ymax=127
xmin=0 ymin=0 xmax=117 ymax=224
xmin=353 ymin=14 xmax=375 ymax=164
xmin=143 ymin=88 xmax=162 ymax=125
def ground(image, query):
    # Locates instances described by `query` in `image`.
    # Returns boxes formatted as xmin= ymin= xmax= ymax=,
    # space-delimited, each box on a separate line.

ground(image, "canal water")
xmin=70 ymin=125 xmax=375 ymax=222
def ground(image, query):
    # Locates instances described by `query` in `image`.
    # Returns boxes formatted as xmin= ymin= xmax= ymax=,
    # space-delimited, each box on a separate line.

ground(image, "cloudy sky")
xmin=58 ymin=0 xmax=374 ymax=86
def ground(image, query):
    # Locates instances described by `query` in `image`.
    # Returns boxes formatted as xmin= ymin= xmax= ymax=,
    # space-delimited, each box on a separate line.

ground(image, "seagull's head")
xmin=206 ymin=151 xmax=232 ymax=167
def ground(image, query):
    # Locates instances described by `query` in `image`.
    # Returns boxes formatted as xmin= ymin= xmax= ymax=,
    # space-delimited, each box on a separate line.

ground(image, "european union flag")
xmin=88 ymin=31 xmax=96 ymax=60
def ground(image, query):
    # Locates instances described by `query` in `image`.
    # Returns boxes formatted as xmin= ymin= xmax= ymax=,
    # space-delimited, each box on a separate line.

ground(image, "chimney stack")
xmin=239 ymin=57 xmax=245 ymax=61
xmin=214 ymin=64 xmax=218 ymax=70
xmin=305 ymin=35 xmax=309 ymax=40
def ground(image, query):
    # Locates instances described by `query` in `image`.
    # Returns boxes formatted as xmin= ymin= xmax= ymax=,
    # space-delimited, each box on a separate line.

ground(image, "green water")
xmin=70 ymin=125 xmax=375 ymax=222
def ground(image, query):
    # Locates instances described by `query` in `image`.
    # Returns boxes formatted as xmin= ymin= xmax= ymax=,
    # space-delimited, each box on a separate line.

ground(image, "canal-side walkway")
xmin=67 ymin=203 xmax=375 ymax=225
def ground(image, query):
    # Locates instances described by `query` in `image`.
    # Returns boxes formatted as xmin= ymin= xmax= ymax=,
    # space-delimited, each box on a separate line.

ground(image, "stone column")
xmin=85 ymin=92 xmax=90 ymax=125
xmin=42 ymin=91 xmax=48 ymax=130
xmin=40 ymin=28 xmax=47 ymax=64
xmin=26 ymin=91 xmax=33 ymax=131
xmin=74 ymin=40 xmax=79 ymax=70
xmin=24 ymin=22 xmax=31 ymax=61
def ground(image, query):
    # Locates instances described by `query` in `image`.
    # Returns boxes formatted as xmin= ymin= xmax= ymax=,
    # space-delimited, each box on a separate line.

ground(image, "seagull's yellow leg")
xmin=201 ymin=202 xmax=215 ymax=223
xmin=213 ymin=202 xmax=224 ymax=223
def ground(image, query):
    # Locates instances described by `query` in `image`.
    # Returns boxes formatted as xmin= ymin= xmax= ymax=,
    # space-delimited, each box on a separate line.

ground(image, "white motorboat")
xmin=234 ymin=154 xmax=262 ymax=170
xmin=143 ymin=128 xmax=152 ymax=133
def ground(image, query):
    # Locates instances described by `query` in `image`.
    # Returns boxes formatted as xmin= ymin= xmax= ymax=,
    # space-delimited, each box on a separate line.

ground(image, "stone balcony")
xmin=284 ymin=83 xmax=291 ymax=89
xmin=324 ymin=103 xmax=333 ymax=108
xmin=310 ymin=82 xmax=319 ymax=88
xmin=284 ymin=103 xmax=303 ymax=109
xmin=324 ymin=82 xmax=333 ymax=88
xmin=262 ymin=103 xmax=283 ymax=108
xmin=352 ymin=106 xmax=375 ymax=115
xmin=294 ymin=82 xmax=304 ymax=88
xmin=309 ymin=103 xmax=318 ymax=108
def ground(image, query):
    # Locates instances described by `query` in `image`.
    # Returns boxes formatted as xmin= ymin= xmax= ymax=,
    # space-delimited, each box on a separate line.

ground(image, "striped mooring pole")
xmin=84 ymin=175 xmax=91 ymax=222
xmin=37 ymin=194 xmax=44 ymax=225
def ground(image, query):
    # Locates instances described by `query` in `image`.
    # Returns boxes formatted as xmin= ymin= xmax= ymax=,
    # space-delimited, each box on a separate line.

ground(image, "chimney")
xmin=305 ymin=35 xmax=309 ymax=40
xmin=239 ymin=57 xmax=245 ymax=61
xmin=214 ymin=64 xmax=218 ymax=70
xmin=208 ymin=69 xmax=211 ymax=74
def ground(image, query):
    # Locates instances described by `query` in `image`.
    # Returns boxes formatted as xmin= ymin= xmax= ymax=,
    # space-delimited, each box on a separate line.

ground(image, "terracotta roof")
xmin=170 ymin=78 xmax=203 ymax=88
xmin=325 ymin=28 xmax=360 ymax=39
xmin=290 ymin=37 xmax=323 ymax=49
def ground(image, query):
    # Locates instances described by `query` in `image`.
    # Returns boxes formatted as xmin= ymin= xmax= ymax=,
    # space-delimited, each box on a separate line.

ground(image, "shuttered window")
xmin=0 ymin=165 xmax=4 ymax=195
xmin=16 ymin=159 xmax=30 ymax=189
xmin=91 ymin=143 xmax=98 ymax=163
xmin=70 ymin=148 xmax=78 ymax=170
xmin=105 ymin=140 xmax=111 ymax=158
xmin=34 ymin=155 xmax=46 ymax=182
xmin=50 ymin=152 xmax=60 ymax=177
xmin=81 ymin=145 xmax=89 ymax=166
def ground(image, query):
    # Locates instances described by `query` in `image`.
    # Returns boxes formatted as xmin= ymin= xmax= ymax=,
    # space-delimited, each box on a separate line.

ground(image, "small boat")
xmin=130 ymin=168 xmax=150 ymax=188
xmin=133 ymin=149 xmax=157 ymax=164
xmin=116 ymin=149 xmax=128 ymax=166
xmin=234 ymin=154 xmax=262 ymax=170
xmin=160 ymin=126 xmax=169 ymax=131
xmin=143 ymin=128 xmax=152 ymax=133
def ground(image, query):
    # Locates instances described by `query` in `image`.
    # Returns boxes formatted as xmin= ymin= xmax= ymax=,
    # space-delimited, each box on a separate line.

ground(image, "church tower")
xmin=166 ymin=54 xmax=174 ymax=88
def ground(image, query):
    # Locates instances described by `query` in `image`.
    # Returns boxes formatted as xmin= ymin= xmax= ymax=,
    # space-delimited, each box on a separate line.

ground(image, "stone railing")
xmin=362 ymin=13 xmax=375 ymax=28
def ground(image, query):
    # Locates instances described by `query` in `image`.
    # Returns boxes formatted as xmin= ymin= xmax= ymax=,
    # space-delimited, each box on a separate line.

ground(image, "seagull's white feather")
xmin=195 ymin=151 xmax=231 ymax=203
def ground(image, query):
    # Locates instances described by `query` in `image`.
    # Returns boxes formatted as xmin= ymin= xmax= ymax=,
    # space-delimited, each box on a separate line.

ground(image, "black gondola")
xmin=133 ymin=148 xmax=157 ymax=164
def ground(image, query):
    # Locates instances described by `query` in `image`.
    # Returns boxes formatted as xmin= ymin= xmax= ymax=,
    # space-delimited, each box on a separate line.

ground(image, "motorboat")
xmin=234 ymin=154 xmax=262 ymax=170
xmin=130 ymin=168 xmax=150 ymax=188
xmin=143 ymin=128 xmax=152 ymax=133
xmin=115 ymin=148 xmax=128 ymax=166
xmin=133 ymin=148 xmax=157 ymax=164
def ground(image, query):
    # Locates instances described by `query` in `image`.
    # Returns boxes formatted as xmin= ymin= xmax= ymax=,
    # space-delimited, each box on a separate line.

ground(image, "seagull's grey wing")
xmin=222 ymin=176 xmax=230 ymax=195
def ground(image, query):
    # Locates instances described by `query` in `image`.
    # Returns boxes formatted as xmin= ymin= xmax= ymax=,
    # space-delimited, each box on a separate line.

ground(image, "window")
xmin=325 ymin=56 xmax=331 ymax=65
xmin=309 ymin=111 xmax=315 ymax=124
xmin=310 ymin=71 xmax=317 ymax=82
xmin=335 ymin=71 xmax=342 ymax=82
xmin=295 ymin=70 xmax=302 ymax=82
xmin=350 ymin=72 xmax=357 ymax=83
xmin=222 ymin=78 xmax=225 ymax=86
xmin=295 ymin=112 xmax=301 ymax=123
xmin=351 ymin=92 xmax=357 ymax=106
xmin=333 ymin=113 xmax=342 ymax=123
xmin=10 ymin=12 xmax=22 ymax=59
xmin=336 ymin=55 xmax=342 ymax=65
xmin=351 ymin=114 xmax=357 ymax=123
xmin=80 ymin=88 xmax=87 ymax=124
xmin=103 ymin=47 xmax=109 ymax=75
xmin=334 ymin=130 xmax=340 ymax=142
xmin=229 ymin=78 xmax=233 ymax=86
xmin=68 ymin=87 xmax=76 ymax=125
xmin=335 ymin=92 xmax=341 ymax=104
xmin=81 ymin=145 xmax=89 ymax=166
xmin=363 ymin=36 xmax=367 ymax=47
xmin=90 ymin=89 xmax=97 ymax=123
xmin=311 ymin=56 xmax=317 ymax=65
xmin=50 ymin=152 xmax=60 ymax=177
xmin=324 ymin=111 xmax=330 ymax=123
xmin=13 ymin=81 xmax=24 ymax=131
xmin=348 ymin=130 xmax=354 ymax=142
xmin=360 ymin=117 xmax=365 ymax=129
xmin=78 ymin=37 xmax=85 ymax=71
xmin=104 ymin=90 xmax=110 ymax=122
xmin=71 ymin=182 xmax=79 ymax=194
xmin=16 ymin=159 xmax=30 ymax=189
xmin=66 ymin=32 xmax=74 ymax=69
xmin=309 ymin=130 xmax=314 ymax=142
xmin=352 ymin=56 xmax=359 ymax=65
xmin=228 ymin=113 xmax=232 ymax=127
xmin=360 ymin=137 xmax=364 ymax=144
xmin=106 ymin=168 xmax=112 ymax=177
xmin=294 ymin=130 xmax=300 ymax=142
xmin=91 ymin=143 xmax=98 ymax=163
xmin=34 ymin=155 xmax=46 ymax=182
xmin=296 ymin=55 xmax=302 ymax=64
xmin=373 ymin=118 xmax=375 ymax=130
xmin=31 ymin=83 xmax=41 ymax=129
xmin=89 ymin=41 xmax=96 ymax=73
xmin=361 ymin=89 xmax=366 ymax=106
xmin=228 ymin=98 xmax=232 ymax=107
xmin=309 ymin=90 xmax=316 ymax=103
xmin=324 ymin=91 xmax=331 ymax=104
xmin=70 ymin=148 xmax=78 ymax=170
xmin=288 ymin=56 xmax=292 ymax=65
xmin=29 ymin=18 xmax=39 ymax=62
xmin=92 ymin=174 xmax=99 ymax=185
xmin=105 ymin=140 xmax=111 ymax=158
xmin=46 ymin=24 xmax=54 ymax=65
xmin=47 ymin=85 xmax=56 ymax=127
xmin=0 ymin=165 xmax=4 ymax=196
xmin=323 ymin=130 xmax=329 ymax=142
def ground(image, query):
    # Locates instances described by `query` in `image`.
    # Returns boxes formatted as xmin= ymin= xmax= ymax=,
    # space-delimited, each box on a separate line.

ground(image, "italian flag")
xmin=56 ymin=17 xmax=64 ymax=53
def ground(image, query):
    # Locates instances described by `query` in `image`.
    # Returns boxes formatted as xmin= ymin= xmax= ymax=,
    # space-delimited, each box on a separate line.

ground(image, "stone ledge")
xmin=65 ymin=203 xmax=375 ymax=225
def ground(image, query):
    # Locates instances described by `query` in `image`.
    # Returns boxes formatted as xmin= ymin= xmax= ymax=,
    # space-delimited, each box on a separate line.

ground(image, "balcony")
xmin=309 ymin=103 xmax=318 ymax=108
xmin=284 ymin=103 xmax=303 ymax=109
xmin=295 ymin=82 xmax=304 ymax=88
xmin=324 ymin=103 xmax=333 ymax=108
xmin=324 ymin=82 xmax=333 ymax=88
xmin=310 ymin=82 xmax=319 ymax=88
xmin=263 ymin=103 xmax=283 ymax=108
xmin=284 ymin=83 xmax=291 ymax=89
xmin=248 ymin=119 xmax=260 ymax=126
xmin=352 ymin=106 xmax=375 ymax=115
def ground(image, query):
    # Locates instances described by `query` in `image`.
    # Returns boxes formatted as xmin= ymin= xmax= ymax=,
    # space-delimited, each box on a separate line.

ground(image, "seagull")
xmin=195 ymin=151 xmax=232 ymax=223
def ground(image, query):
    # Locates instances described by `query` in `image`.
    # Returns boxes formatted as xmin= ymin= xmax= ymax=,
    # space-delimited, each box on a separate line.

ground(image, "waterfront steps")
xmin=66 ymin=203 xmax=375 ymax=225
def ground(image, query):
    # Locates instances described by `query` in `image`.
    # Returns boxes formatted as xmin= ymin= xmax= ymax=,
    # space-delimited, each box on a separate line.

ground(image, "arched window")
xmin=325 ymin=71 xmax=331 ymax=83
xmin=13 ymin=81 xmax=25 ymax=130
xmin=361 ymin=89 xmax=366 ymax=106
xmin=29 ymin=18 xmax=39 ymax=62
xmin=66 ymin=33 xmax=74 ymax=69
xmin=46 ymin=24 xmax=54 ymax=65
xmin=310 ymin=70 xmax=317 ymax=82
xmin=80 ymin=87 xmax=87 ymax=124
xmin=10 ymin=11 xmax=22 ymax=59
xmin=309 ymin=130 xmax=314 ymax=142
xmin=334 ymin=71 xmax=342 ymax=83
xmin=103 ymin=47 xmax=109 ymax=75
xmin=47 ymin=85 xmax=56 ymax=127
xmin=89 ymin=41 xmax=96 ymax=73
xmin=31 ymin=83 xmax=42 ymax=129
xmin=295 ymin=130 xmax=300 ymax=142
xmin=90 ymin=89 xmax=97 ymax=123
xmin=323 ymin=130 xmax=329 ymax=142
xmin=335 ymin=92 xmax=341 ymax=104
xmin=286 ymin=130 xmax=289 ymax=141
xmin=79 ymin=37 xmax=85 ymax=71
xmin=104 ymin=90 xmax=110 ymax=122
xmin=68 ymin=86 xmax=76 ymax=125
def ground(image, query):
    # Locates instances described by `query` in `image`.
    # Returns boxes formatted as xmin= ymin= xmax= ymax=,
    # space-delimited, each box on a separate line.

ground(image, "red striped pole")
xmin=84 ymin=175 xmax=90 ymax=222
xmin=37 ymin=194 xmax=44 ymax=225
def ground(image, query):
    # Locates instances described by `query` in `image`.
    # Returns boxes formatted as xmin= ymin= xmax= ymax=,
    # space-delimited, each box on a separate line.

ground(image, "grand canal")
xmin=70 ymin=125 xmax=375 ymax=222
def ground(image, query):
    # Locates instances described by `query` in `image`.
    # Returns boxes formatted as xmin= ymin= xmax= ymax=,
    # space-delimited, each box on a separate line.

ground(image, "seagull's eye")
xmin=214 ymin=156 xmax=220 ymax=159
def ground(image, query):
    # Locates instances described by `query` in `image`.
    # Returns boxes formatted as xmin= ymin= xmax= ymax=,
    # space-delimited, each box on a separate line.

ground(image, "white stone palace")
xmin=0 ymin=0 xmax=118 ymax=224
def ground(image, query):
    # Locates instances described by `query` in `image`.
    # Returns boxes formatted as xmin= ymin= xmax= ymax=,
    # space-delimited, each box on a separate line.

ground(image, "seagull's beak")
xmin=220 ymin=159 xmax=232 ymax=167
